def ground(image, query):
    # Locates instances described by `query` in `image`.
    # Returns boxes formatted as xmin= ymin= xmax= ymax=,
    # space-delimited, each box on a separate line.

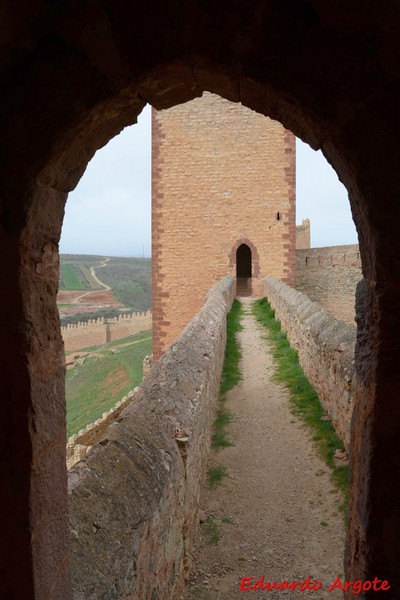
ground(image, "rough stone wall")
xmin=296 ymin=245 xmax=362 ymax=324
xmin=66 ymin=387 xmax=140 ymax=470
xmin=264 ymin=277 xmax=356 ymax=447
xmin=152 ymin=92 xmax=296 ymax=358
xmin=61 ymin=311 xmax=152 ymax=351
xmin=296 ymin=218 xmax=310 ymax=249
xmin=69 ymin=277 xmax=235 ymax=599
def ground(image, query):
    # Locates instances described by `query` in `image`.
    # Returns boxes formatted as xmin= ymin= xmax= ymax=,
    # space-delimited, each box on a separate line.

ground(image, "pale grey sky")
xmin=59 ymin=103 xmax=358 ymax=257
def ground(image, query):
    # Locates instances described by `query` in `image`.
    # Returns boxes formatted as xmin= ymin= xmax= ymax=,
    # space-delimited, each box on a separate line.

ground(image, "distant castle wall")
xmin=296 ymin=218 xmax=311 ymax=249
xmin=61 ymin=311 xmax=152 ymax=351
xmin=296 ymin=245 xmax=362 ymax=324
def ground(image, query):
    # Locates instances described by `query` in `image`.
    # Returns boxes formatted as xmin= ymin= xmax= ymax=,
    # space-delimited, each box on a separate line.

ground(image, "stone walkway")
xmin=184 ymin=298 xmax=345 ymax=599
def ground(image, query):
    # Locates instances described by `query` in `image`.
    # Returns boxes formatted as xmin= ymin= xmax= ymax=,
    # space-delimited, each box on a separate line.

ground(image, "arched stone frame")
xmin=229 ymin=238 xmax=261 ymax=279
xmin=0 ymin=3 xmax=400 ymax=597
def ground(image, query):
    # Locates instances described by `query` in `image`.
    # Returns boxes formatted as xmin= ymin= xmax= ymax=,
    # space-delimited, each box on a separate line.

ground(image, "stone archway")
xmin=236 ymin=243 xmax=252 ymax=295
xmin=236 ymin=243 xmax=252 ymax=279
xmin=229 ymin=238 xmax=261 ymax=280
xmin=1 ymin=3 xmax=400 ymax=598
xmin=230 ymin=238 xmax=261 ymax=296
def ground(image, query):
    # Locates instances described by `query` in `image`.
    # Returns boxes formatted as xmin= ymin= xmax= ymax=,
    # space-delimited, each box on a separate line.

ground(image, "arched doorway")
xmin=236 ymin=243 xmax=252 ymax=296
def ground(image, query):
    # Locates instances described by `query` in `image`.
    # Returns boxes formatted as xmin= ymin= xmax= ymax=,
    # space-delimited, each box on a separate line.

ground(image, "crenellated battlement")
xmin=61 ymin=310 xmax=152 ymax=351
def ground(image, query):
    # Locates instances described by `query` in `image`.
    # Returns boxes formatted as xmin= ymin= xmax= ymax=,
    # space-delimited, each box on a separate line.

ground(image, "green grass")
xmin=219 ymin=299 xmax=243 ymax=395
xmin=59 ymin=255 xmax=152 ymax=309
xmin=252 ymin=297 xmax=349 ymax=513
xmin=202 ymin=516 xmax=221 ymax=545
xmin=212 ymin=405 xmax=234 ymax=449
xmin=190 ymin=586 xmax=211 ymax=599
xmin=98 ymin=257 xmax=151 ymax=310
xmin=212 ymin=299 xmax=243 ymax=450
xmin=206 ymin=465 xmax=228 ymax=488
xmin=62 ymin=264 xmax=84 ymax=290
xmin=66 ymin=331 xmax=152 ymax=437
xmin=221 ymin=515 xmax=234 ymax=524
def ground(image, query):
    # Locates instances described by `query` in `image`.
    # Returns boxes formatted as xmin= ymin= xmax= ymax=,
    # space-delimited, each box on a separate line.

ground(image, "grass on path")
xmin=252 ymin=297 xmax=349 ymax=512
xmin=212 ymin=298 xmax=243 ymax=450
xmin=219 ymin=298 xmax=243 ymax=395
xmin=206 ymin=466 xmax=228 ymax=488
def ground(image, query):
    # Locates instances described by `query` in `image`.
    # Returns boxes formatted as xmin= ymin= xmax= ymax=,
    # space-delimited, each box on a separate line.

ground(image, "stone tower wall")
xmin=296 ymin=245 xmax=362 ymax=324
xmin=296 ymin=218 xmax=311 ymax=249
xmin=152 ymin=93 xmax=296 ymax=357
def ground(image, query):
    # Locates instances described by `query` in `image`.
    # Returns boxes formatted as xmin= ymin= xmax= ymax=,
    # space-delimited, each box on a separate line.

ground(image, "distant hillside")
xmin=59 ymin=254 xmax=152 ymax=313
xmin=66 ymin=330 xmax=152 ymax=437
xmin=97 ymin=256 xmax=152 ymax=311
xmin=58 ymin=254 xmax=102 ymax=290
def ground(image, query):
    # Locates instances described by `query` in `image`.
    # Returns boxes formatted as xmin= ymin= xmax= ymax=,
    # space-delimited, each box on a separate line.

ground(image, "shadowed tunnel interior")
xmin=236 ymin=244 xmax=252 ymax=279
xmin=236 ymin=243 xmax=253 ymax=296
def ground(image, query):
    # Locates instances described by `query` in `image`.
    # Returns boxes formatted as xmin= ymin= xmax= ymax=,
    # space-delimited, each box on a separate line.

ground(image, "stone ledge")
xmin=69 ymin=276 xmax=235 ymax=599
xmin=66 ymin=387 xmax=141 ymax=470
xmin=264 ymin=276 xmax=356 ymax=447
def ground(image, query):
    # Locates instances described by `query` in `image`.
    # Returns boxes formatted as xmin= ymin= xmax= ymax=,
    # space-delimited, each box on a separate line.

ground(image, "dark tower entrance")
xmin=236 ymin=243 xmax=252 ymax=296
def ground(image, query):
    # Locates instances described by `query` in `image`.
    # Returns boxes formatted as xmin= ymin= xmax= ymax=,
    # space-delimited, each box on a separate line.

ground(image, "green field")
xmin=96 ymin=257 xmax=152 ymax=310
xmin=59 ymin=254 xmax=152 ymax=310
xmin=61 ymin=264 xmax=84 ymax=290
xmin=66 ymin=331 xmax=152 ymax=437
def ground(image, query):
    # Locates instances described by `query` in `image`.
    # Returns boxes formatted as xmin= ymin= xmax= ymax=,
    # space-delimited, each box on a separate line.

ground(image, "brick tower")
xmin=152 ymin=92 xmax=296 ymax=358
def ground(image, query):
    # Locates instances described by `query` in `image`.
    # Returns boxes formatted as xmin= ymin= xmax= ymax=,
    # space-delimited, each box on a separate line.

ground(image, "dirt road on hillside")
xmin=73 ymin=258 xmax=111 ymax=303
xmin=184 ymin=298 xmax=345 ymax=600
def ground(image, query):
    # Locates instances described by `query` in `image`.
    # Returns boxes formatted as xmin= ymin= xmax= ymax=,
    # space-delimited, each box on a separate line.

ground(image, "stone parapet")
xmin=296 ymin=245 xmax=361 ymax=324
xmin=264 ymin=276 xmax=356 ymax=447
xmin=66 ymin=387 xmax=140 ymax=470
xmin=68 ymin=276 xmax=235 ymax=599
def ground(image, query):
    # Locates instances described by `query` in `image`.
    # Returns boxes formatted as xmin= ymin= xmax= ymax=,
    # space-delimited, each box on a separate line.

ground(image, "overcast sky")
xmin=59 ymin=103 xmax=358 ymax=257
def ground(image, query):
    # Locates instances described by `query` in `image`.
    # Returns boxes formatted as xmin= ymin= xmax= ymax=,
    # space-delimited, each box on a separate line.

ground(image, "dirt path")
xmin=184 ymin=298 xmax=345 ymax=599
xmin=73 ymin=258 xmax=111 ymax=303
xmin=89 ymin=257 xmax=111 ymax=290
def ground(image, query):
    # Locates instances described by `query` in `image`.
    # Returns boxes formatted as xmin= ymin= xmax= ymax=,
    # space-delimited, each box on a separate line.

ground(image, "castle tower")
xmin=152 ymin=92 xmax=296 ymax=358
xmin=296 ymin=218 xmax=311 ymax=249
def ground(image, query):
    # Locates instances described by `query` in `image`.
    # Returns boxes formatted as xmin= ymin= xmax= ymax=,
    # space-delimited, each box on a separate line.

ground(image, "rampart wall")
xmin=66 ymin=387 xmax=140 ymax=470
xmin=61 ymin=310 xmax=152 ymax=351
xmin=264 ymin=277 xmax=356 ymax=447
xmin=68 ymin=277 xmax=235 ymax=599
xmin=295 ymin=218 xmax=310 ymax=249
xmin=296 ymin=244 xmax=362 ymax=324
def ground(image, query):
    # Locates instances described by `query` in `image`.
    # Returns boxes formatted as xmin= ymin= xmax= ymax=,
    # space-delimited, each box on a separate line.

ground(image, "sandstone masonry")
xmin=152 ymin=92 xmax=296 ymax=358
xmin=264 ymin=276 xmax=356 ymax=447
xmin=66 ymin=387 xmax=140 ymax=470
xmin=296 ymin=245 xmax=362 ymax=324
xmin=295 ymin=218 xmax=311 ymax=250
xmin=61 ymin=310 xmax=152 ymax=351
xmin=69 ymin=277 xmax=235 ymax=599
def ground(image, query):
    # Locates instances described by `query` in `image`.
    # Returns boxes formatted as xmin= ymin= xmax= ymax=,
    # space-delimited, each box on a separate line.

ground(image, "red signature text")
xmin=328 ymin=577 xmax=390 ymax=594
xmin=240 ymin=576 xmax=391 ymax=594
xmin=240 ymin=576 xmax=322 ymax=592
